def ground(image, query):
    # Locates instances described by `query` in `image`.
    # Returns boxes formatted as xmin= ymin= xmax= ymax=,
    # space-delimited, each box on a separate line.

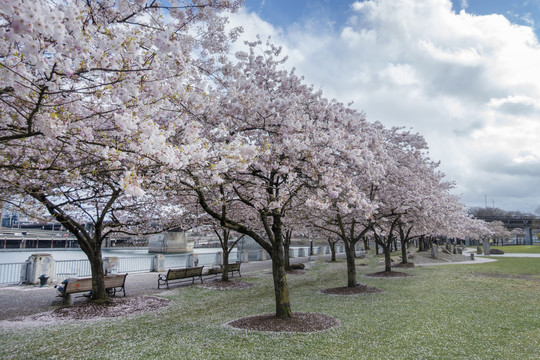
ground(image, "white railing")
xmin=1 ymin=246 xmax=349 ymax=284
xmin=0 ymin=262 xmax=26 ymax=284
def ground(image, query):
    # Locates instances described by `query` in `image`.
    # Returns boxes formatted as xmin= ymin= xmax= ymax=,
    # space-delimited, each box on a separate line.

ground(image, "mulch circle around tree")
xmin=365 ymin=271 xmax=413 ymax=278
xmin=320 ymin=283 xmax=384 ymax=295
xmin=392 ymin=262 xmax=415 ymax=268
xmin=14 ymin=296 xmax=171 ymax=322
xmin=266 ymin=269 xmax=305 ymax=275
xmin=226 ymin=312 xmax=339 ymax=333
xmin=286 ymin=269 xmax=306 ymax=275
xmin=200 ymin=280 xmax=254 ymax=290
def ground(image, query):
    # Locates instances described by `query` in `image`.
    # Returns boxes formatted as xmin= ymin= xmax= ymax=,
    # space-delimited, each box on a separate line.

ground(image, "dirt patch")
xmin=227 ymin=312 xmax=339 ymax=333
xmin=266 ymin=269 xmax=305 ymax=275
xmin=392 ymin=262 xmax=415 ymax=268
xmin=200 ymin=280 xmax=255 ymax=290
xmin=6 ymin=295 xmax=170 ymax=324
xmin=320 ymin=283 xmax=384 ymax=295
xmin=365 ymin=271 xmax=412 ymax=278
xmin=286 ymin=269 xmax=306 ymax=275
xmin=475 ymin=273 xmax=540 ymax=281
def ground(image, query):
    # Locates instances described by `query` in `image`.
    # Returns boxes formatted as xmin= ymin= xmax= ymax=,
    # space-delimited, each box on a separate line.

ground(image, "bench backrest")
xmin=167 ymin=266 xmax=203 ymax=280
xmin=228 ymin=262 xmax=240 ymax=271
xmin=184 ymin=266 xmax=203 ymax=277
xmin=64 ymin=274 xmax=127 ymax=295
xmin=104 ymin=274 xmax=127 ymax=288
xmin=64 ymin=278 xmax=93 ymax=294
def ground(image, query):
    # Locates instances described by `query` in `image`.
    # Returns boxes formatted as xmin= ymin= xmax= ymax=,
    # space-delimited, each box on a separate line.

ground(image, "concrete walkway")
xmin=415 ymin=248 xmax=497 ymax=267
xmin=475 ymin=253 xmax=540 ymax=258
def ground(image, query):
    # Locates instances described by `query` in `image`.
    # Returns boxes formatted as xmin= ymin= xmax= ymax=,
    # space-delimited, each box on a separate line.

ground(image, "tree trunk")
xmin=344 ymin=240 xmax=357 ymax=287
xmin=87 ymin=247 xmax=107 ymax=301
xmin=383 ymin=246 xmax=392 ymax=272
xmin=363 ymin=237 xmax=370 ymax=251
xmin=221 ymin=250 xmax=230 ymax=282
xmin=271 ymin=244 xmax=292 ymax=319
xmin=418 ymin=236 xmax=425 ymax=252
xmin=329 ymin=242 xmax=336 ymax=262
xmin=375 ymin=242 xmax=380 ymax=255
xmin=283 ymin=238 xmax=291 ymax=270
xmin=401 ymin=239 xmax=408 ymax=264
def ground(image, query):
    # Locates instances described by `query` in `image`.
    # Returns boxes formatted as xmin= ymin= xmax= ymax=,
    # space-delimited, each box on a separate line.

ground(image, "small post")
xmin=483 ymin=240 xmax=490 ymax=256
xmin=152 ymin=254 xmax=165 ymax=272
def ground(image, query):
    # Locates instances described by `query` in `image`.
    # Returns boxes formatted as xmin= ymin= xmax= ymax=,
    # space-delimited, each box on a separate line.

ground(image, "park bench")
xmin=157 ymin=266 xmax=204 ymax=289
xmin=206 ymin=262 xmax=242 ymax=278
xmin=57 ymin=273 xmax=127 ymax=305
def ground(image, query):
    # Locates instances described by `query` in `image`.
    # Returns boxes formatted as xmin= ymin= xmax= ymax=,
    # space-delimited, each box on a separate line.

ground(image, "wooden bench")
xmin=157 ymin=266 xmax=204 ymax=289
xmin=57 ymin=273 xmax=127 ymax=305
xmin=207 ymin=262 xmax=242 ymax=278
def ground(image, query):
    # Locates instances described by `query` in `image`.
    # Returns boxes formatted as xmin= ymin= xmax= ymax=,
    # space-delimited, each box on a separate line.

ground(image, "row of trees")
xmin=1 ymin=1 xmax=490 ymax=318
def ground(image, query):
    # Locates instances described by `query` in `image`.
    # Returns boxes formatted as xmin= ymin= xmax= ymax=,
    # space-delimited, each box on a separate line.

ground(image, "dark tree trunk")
xmin=329 ymin=242 xmax=337 ymax=262
xmin=401 ymin=239 xmax=408 ymax=264
xmin=375 ymin=242 xmax=380 ymax=255
xmin=383 ymin=246 xmax=392 ymax=272
xmin=271 ymin=243 xmax=292 ymax=319
xmin=218 ymin=228 xmax=231 ymax=282
xmin=221 ymin=250 xmax=230 ymax=282
xmin=87 ymin=246 xmax=107 ymax=301
xmin=418 ymin=235 xmax=425 ymax=252
xmin=363 ymin=237 xmax=370 ymax=251
xmin=283 ymin=229 xmax=292 ymax=270
xmin=344 ymin=240 xmax=357 ymax=287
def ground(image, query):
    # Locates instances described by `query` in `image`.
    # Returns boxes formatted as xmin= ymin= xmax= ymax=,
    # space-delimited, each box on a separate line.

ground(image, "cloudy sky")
xmin=225 ymin=0 xmax=540 ymax=213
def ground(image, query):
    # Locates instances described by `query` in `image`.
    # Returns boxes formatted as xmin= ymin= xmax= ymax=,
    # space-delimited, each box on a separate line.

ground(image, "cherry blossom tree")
xmin=168 ymin=39 xmax=364 ymax=318
xmin=212 ymin=225 xmax=244 ymax=281
xmin=0 ymin=0 xmax=241 ymax=301
xmin=368 ymin=127 xmax=449 ymax=272
xmin=305 ymin=119 xmax=386 ymax=287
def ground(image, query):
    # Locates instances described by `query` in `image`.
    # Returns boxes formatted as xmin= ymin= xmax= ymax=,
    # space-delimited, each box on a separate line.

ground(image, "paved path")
xmin=476 ymin=253 xmax=540 ymax=257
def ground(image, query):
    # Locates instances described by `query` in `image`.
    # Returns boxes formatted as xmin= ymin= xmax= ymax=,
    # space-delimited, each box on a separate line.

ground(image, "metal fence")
xmin=0 ymin=246 xmax=348 ymax=284
xmin=55 ymin=259 xmax=91 ymax=280
xmin=0 ymin=262 xmax=26 ymax=284
xmin=116 ymin=256 xmax=153 ymax=274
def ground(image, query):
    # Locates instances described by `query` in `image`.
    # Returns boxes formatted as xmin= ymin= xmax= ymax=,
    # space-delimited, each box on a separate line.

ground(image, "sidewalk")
xmin=475 ymin=253 xmax=540 ymax=258
xmin=415 ymin=248 xmax=497 ymax=267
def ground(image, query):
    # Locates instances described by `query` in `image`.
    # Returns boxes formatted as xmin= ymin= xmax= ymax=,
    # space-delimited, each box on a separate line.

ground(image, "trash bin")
xmin=39 ymin=274 xmax=49 ymax=287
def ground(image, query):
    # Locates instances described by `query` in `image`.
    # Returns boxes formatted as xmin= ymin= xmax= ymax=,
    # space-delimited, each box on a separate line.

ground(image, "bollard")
xmin=39 ymin=274 xmax=49 ymax=287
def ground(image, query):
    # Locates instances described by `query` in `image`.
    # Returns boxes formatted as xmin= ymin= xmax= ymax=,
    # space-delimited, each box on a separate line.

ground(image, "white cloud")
xmin=226 ymin=0 xmax=540 ymax=212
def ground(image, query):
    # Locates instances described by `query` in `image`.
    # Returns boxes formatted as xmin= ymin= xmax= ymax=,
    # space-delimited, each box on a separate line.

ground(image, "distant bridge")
xmin=474 ymin=215 xmax=540 ymax=245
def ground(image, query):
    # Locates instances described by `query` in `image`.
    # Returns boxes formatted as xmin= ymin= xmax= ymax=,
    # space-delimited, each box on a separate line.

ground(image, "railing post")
xmin=151 ymin=254 xmax=165 ymax=272
xmin=242 ymin=250 xmax=249 ymax=263
xmin=215 ymin=252 xmax=223 ymax=266
xmin=289 ymin=248 xmax=295 ymax=258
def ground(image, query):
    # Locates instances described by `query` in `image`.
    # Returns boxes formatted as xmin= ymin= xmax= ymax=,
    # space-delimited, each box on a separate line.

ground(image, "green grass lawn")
xmin=1 ymin=257 xmax=539 ymax=360
xmin=489 ymin=245 xmax=540 ymax=254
